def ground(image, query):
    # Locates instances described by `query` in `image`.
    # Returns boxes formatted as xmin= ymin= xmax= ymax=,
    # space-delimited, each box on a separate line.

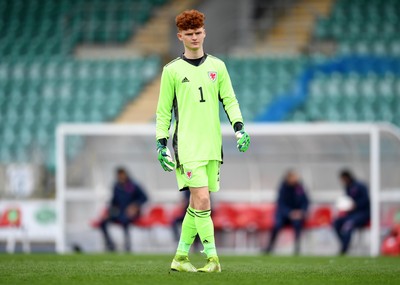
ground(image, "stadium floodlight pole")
xmin=369 ymin=126 xmax=380 ymax=257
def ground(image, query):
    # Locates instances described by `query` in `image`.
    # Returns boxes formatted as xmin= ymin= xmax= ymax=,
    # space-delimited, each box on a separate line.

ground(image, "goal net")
xmin=55 ymin=123 xmax=400 ymax=255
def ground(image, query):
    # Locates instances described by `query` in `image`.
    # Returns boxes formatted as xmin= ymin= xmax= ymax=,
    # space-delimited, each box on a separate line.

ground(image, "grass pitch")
xmin=0 ymin=254 xmax=399 ymax=285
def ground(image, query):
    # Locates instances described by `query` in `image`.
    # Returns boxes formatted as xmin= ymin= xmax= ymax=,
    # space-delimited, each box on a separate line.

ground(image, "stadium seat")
xmin=213 ymin=203 xmax=238 ymax=231
xmin=223 ymin=57 xmax=307 ymax=122
xmin=0 ymin=0 xmax=167 ymax=57
xmin=0 ymin=57 xmax=160 ymax=166
xmin=135 ymin=206 xmax=170 ymax=228
xmin=305 ymin=206 xmax=333 ymax=229
xmin=313 ymin=0 xmax=400 ymax=57
xmin=287 ymin=65 xmax=400 ymax=126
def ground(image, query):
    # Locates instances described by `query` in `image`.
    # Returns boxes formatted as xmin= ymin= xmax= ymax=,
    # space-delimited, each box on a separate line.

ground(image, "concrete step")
xmin=256 ymin=0 xmax=335 ymax=55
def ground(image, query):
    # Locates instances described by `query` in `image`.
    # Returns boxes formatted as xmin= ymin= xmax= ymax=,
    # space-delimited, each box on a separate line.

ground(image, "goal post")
xmin=55 ymin=123 xmax=400 ymax=256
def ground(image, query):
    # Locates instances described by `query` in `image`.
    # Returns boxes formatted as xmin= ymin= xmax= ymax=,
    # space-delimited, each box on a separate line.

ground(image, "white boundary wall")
xmin=56 ymin=123 xmax=400 ymax=256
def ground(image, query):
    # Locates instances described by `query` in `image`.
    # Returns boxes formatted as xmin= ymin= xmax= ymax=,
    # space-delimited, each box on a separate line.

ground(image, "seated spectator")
xmin=100 ymin=167 xmax=148 ymax=252
xmin=264 ymin=170 xmax=309 ymax=254
xmin=333 ymin=169 xmax=370 ymax=255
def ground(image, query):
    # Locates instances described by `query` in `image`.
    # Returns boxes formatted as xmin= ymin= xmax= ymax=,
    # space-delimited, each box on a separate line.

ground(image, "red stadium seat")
xmin=234 ymin=205 xmax=261 ymax=231
xmin=305 ymin=206 xmax=333 ymax=229
xmin=91 ymin=205 xmax=171 ymax=229
xmin=256 ymin=203 xmax=276 ymax=231
xmin=135 ymin=205 xmax=170 ymax=228
xmin=213 ymin=203 xmax=238 ymax=231
xmin=227 ymin=204 xmax=255 ymax=231
xmin=214 ymin=203 xmax=276 ymax=250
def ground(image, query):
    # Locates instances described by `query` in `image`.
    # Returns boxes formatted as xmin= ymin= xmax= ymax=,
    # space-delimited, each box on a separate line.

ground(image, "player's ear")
xmin=177 ymin=31 xmax=183 ymax=42
xmin=203 ymin=28 xmax=206 ymax=38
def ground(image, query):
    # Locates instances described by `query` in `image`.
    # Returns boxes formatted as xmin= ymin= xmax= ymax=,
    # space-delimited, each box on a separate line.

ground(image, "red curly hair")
xmin=175 ymin=10 xmax=205 ymax=31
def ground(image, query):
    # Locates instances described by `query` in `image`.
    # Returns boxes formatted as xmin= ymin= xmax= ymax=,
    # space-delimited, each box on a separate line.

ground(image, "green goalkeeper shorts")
xmin=176 ymin=160 xmax=221 ymax=192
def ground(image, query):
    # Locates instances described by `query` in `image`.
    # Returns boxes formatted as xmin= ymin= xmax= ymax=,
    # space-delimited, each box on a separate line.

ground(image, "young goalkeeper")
xmin=156 ymin=9 xmax=250 ymax=273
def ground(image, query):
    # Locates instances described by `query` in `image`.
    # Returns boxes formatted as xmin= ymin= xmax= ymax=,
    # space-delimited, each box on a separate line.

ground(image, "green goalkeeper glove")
xmin=157 ymin=139 xmax=175 ymax=172
xmin=235 ymin=129 xmax=250 ymax=152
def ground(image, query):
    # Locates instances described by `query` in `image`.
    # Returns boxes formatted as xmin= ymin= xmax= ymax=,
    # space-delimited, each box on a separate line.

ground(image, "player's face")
xmin=177 ymin=27 xmax=206 ymax=51
xmin=117 ymin=172 xmax=127 ymax=183
xmin=287 ymin=173 xmax=299 ymax=186
xmin=340 ymin=176 xmax=349 ymax=187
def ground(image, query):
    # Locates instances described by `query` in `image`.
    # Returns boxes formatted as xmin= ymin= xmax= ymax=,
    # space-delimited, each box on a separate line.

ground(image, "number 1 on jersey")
xmin=198 ymin=87 xmax=206 ymax=103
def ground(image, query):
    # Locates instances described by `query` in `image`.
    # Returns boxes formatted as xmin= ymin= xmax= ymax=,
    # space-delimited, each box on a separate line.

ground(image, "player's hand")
xmin=289 ymin=210 xmax=304 ymax=220
xmin=235 ymin=129 xmax=250 ymax=152
xmin=125 ymin=204 xmax=140 ymax=218
xmin=156 ymin=140 xmax=175 ymax=172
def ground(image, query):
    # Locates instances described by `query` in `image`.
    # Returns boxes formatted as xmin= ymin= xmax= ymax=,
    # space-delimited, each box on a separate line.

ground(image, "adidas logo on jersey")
xmin=182 ymin=77 xmax=190 ymax=83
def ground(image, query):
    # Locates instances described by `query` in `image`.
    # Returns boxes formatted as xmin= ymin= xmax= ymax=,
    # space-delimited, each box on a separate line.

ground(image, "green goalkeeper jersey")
xmin=156 ymin=54 xmax=243 ymax=166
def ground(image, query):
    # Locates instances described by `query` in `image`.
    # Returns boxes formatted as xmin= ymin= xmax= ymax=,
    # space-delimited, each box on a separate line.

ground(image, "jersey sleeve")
xmin=218 ymin=62 xmax=243 ymax=127
xmin=156 ymin=67 xmax=174 ymax=140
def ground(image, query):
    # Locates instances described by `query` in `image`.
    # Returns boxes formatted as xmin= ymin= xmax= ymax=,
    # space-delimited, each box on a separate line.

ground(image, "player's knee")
xmin=191 ymin=192 xmax=210 ymax=210
xmin=190 ymin=187 xmax=211 ymax=210
xmin=195 ymin=196 xmax=210 ymax=210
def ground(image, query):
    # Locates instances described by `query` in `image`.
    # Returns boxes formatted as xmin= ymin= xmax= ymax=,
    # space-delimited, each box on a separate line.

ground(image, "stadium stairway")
xmin=113 ymin=0 xmax=199 ymax=124
xmin=126 ymin=0 xmax=199 ymax=55
xmin=256 ymin=0 xmax=334 ymax=55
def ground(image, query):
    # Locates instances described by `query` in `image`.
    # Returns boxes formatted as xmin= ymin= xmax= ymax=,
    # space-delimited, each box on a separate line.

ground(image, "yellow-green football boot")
xmin=170 ymin=255 xmax=197 ymax=272
xmin=197 ymin=256 xmax=221 ymax=273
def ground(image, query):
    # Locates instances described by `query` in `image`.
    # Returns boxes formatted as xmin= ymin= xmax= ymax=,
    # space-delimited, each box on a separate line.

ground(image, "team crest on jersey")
xmin=186 ymin=170 xmax=193 ymax=180
xmin=208 ymin=71 xmax=217 ymax=82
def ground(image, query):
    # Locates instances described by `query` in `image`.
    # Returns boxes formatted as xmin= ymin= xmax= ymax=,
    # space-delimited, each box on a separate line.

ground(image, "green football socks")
xmin=193 ymin=209 xmax=217 ymax=258
xmin=176 ymin=206 xmax=218 ymax=258
xmin=176 ymin=206 xmax=197 ymax=256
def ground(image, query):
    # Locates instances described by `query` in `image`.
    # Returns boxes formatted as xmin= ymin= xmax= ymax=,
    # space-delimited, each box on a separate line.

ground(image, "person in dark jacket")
xmin=333 ymin=169 xmax=370 ymax=255
xmin=264 ymin=170 xmax=309 ymax=254
xmin=100 ymin=167 xmax=148 ymax=252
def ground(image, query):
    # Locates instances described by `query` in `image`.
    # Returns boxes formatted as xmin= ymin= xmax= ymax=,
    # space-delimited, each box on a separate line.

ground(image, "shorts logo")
xmin=186 ymin=171 xmax=193 ymax=180
xmin=208 ymin=71 xmax=217 ymax=82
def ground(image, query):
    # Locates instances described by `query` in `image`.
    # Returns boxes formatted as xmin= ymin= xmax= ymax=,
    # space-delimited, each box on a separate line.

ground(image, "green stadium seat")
xmin=0 ymin=0 xmax=166 ymax=59
xmin=2 ymin=56 xmax=159 ymax=146
xmin=313 ymin=18 xmax=331 ymax=39
xmin=312 ymin=0 xmax=400 ymax=56
xmin=341 ymin=105 xmax=358 ymax=121
xmin=390 ymin=40 xmax=400 ymax=56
